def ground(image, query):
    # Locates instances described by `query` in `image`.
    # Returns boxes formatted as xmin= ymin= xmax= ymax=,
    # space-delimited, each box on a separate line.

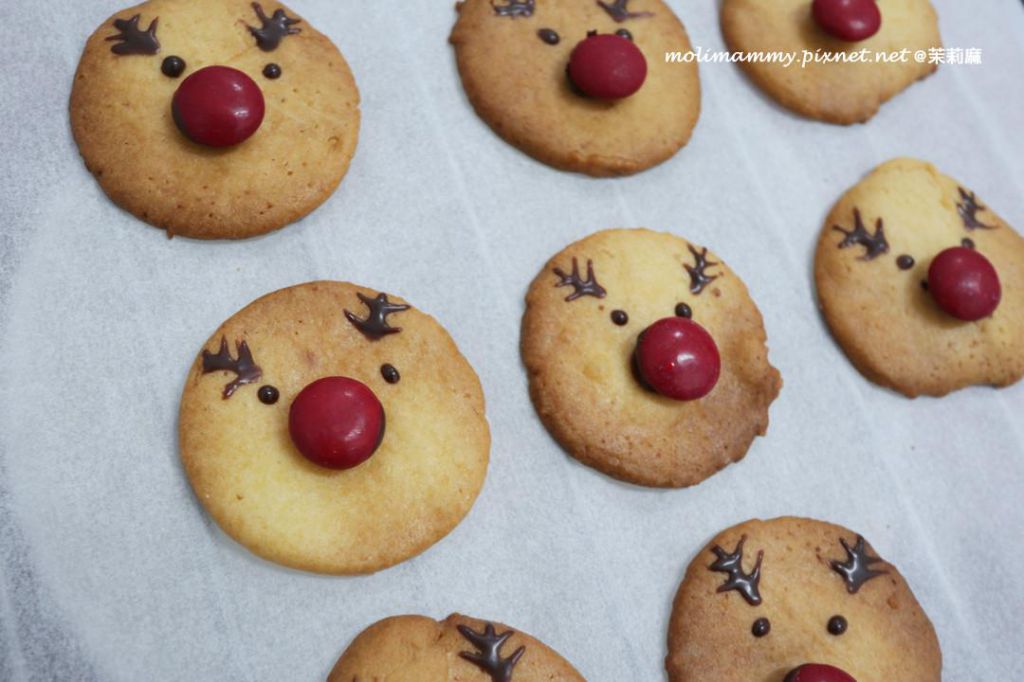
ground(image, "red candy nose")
xmin=784 ymin=664 xmax=857 ymax=682
xmin=927 ymin=247 xmax=1001 ymax=321
xmin=172 ymin=66 xmax=265 ymax=147
xmin=288 ymin=377 xmax=385 ymax=470
xmin=567 ymin=33 xmax=647 ymax=100
xmin=812 ymin=0 xmax=882 ymax=42
xmin=634 ymin=317 xmax=720 ymax=401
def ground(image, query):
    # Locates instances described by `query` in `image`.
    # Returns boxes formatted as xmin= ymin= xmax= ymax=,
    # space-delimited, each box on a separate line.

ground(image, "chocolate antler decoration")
xmin=957 ymin=187 xmax=996 ymax=231
xmin=491 ymin=0 xmax=535 ymax=17
xmin=710 ymin=535 xmax=764 ymax=606
xmin=597 ymin=0 xmax=654 ymax=22
xmin=830 ymin=535 xmax=887 ymax=594
xmin=344 ymin=292 xmax=410 ymax=340
xmin=553 ymin=257 xmax=607 ymax=301
xmin=202 ymin=337 xmax=262 ymax=399
xmin=833 ymin=209 xmax=889 ymax=260
xmin=106 ymin=14 xmax=160 ymax=55
xmin=457 ymin=623 xmax=525 ymax=682
xmin=684 ymin=244 xmax=720 ymax=295
xmin=247 ymin=2 xmax=301 ymax=52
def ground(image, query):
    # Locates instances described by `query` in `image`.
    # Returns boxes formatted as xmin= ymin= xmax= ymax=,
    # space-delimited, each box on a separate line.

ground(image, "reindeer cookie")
xmin=327 ymin=613 xmax=585 ymax=681
xmin=70 ymin=0 xmax=360 ymax=239
xmin=721 ymin=0 xmax=941 ymax=124
xmin=521 ymin=229 xmax=781 ymax=488
xmin=450 ymin=0 xmax=701 ymax=176
xmin=178 ymin=282 xmax=489 ymax=574
xmin=815 ymin=158 xmax=1024 ymax=397
xmin=667 ymin=517 xmax=942 ymax=681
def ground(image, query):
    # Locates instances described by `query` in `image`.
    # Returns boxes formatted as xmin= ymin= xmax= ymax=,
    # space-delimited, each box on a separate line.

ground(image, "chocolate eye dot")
xmin=827 ymin=615 xmax=848 ymax=636
xmin=896 ymin=255 xmax=915 ymax=270
xmin=962 ymin=238 xmax=976 ymax=249
xmin=257 ymin=385 xmax=279 ymax=405
xmin=587 ymin=29 xmax=598 ymax=37
xmin=675 ymin=303 xmax=693 ymax=319
xmin=161 ymin=55 xmax=186 ymax=78
xmin=611 ymin=310 xmax=629 ymax=326
xmin=381 ymin=364 xmax=400 ymax=384
xmin=616 ymin=28 xmax=633 ymax=41
xmin=751 ymin=617 xmax=771 ymax=637
xmin=537 ymin=28 xmax=560 ymax=45
xmin=263 ymin=63 xmax=282 ymax=79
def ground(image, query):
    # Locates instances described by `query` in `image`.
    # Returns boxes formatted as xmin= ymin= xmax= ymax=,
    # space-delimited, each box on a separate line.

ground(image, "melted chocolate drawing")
xmin=344 ymin=293 xmax=410 ymax=340
xmin=247 ymin=2 xmax=301 ymax=51
xmin=107 ymin=14 xmax=160 ymax=55
xmin=710 ymin=535 xmax=763 ymax=606
xmin=202 ymin=337 xmax=262 ymax=399
xmin=457 ymin=622 xmax=525 ymax=682
xmin=830 ymin=535 xmax=887 ymax=594
xmin=957 ymin=187 xmax=996 ymax=231
xmin=492 ymin=0 xmax=535 ymax=17
xmin=554 ymin=258 xmax=607 ymax=301
xmin=897 ymin=255 xmax=915 ymax=270
xmin=380 ymin=363 xmax=401 ymax=384
xmin=833 ymin=208 xmax=889 ymax=260
xmin=684 ymin=244 xmax=720 ymax=294
xmin=827 ymin=615 xmax=848 ymax=636
xmin=537 ymin=28 xmax=560 ymax=44
xmin=598 ymin=0 xmax=654 ymax=22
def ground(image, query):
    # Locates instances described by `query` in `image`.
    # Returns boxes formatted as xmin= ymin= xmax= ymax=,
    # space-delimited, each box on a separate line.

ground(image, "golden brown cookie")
xmin=178 ymin=282 xmax=489 ymax=574
xmin=327 ymin=613 xmax=585 ymax=682
xmin=450 ymin=0 xmax=700 ymax=176
xmin=721 ymin=0 xmax=941 ymax=124
xmin=71 ymin=0 xmax=360 ymax=239
xmin=815 ymin=158 xmax=1024 ymax=397
xmin=521 ymin=229 xmax=781 ymax=488
xmin=667 ymin=517 xmax=942 ymax=681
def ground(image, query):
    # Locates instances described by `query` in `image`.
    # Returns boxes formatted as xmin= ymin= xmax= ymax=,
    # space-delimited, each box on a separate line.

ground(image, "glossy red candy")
xmin=171 ymin=66 xmax=265 ymax=147
xmin=927 ymin=247 xmax=1001 ymax=321
xmin=567 ymin=33 xmax=647 ymax=100
xmin=288 ymin=377 xmax=385 ymax=470
xmin=784 ymin=664 xmax=857 ymax=682
xmin=634 ymin=317 xmax=720 ymax=401
xmin=812 ymin=0 xmax=882 ymax=42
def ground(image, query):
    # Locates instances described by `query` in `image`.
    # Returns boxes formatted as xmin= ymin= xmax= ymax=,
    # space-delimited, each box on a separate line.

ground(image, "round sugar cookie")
xmin=815 ymin=158 xmax=1024 ymax=397
xmin=450 ymin=0 xmax=701 ymax=176
xmin=178 ymin=281 xmax=489 ymax=574
xmin=721 ymin=0 xmax=941 ymax=124
xmin=327 ymin=613 xmax=585 ymax=681
xmin=71 ymin=0 xmax=360 ymax=239
xmin=521 ymin=228 xmax=781 ymax=488
xmin=667 ymin=517 xmax=941 ymax=681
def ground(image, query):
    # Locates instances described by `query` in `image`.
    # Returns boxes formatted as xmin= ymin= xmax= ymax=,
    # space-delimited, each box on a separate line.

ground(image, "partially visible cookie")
xmin=71 ymin=0 xmax=360 ymax=238
xmin=667 ymin=517 xmax=942 ymax=681
xmin=450 ymin=0 xmax=700 ymax=176
xmin=521 ymin=229 xmax=781 ymax=488
xmin=721 ymin=0 xmax=941 ymax=124
xmin=178 ymin=281 xmax=489 ymax=574
xmin=815 ymin=158 xmax=1024 ymax=397
xmin=327 ymin=613 xmax=586 ymax=681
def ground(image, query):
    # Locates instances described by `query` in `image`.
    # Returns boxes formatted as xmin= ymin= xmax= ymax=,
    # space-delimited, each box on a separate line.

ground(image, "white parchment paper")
xmin=1 ymin=0 xmax=1023 ymax=679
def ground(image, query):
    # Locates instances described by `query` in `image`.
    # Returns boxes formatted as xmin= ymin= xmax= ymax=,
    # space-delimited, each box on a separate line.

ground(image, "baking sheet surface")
xmin=1 ymin=0 xmax=1023 ymax=679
